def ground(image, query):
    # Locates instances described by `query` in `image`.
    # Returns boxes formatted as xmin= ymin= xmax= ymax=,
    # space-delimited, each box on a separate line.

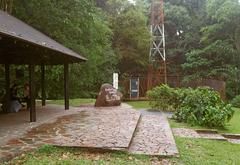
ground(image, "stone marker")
xmin=95 ymin=83 xmax=123 ymax=107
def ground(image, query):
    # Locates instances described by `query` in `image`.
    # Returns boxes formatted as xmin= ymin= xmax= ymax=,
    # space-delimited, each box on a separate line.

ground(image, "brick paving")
xmin=128 ymin=114 xmax=179 ymax=156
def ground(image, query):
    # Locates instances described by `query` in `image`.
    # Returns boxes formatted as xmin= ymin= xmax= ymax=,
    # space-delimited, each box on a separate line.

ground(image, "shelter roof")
xmin=0 ymin=10 xmax=87 ymax=64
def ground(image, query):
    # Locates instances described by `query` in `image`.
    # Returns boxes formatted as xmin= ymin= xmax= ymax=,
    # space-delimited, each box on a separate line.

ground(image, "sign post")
xmin=113 ymin=73 xmax=118 ymax=90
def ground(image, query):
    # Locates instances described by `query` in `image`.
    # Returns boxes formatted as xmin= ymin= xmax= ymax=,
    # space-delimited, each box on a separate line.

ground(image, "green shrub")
xmin=231 ymin=95 xmax=240 ymax=108
xmin=147 ymin=85 xmax=234 ymax=127
xmin=147 ymin=84 xmax=178 ymax=111
xmin=147 ymin=85 xmax=192 ymax=111
xmin=174 ymin=88 xmax=192 ymax=110
xmin=173 ymin=87 xmax=234 ymax=127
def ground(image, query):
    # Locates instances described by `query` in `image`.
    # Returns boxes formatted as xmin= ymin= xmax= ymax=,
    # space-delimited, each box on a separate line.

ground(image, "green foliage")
xmin=182 ymin=40 xmax=238 ymax=81
xmin=9 ymin=0 xmax=150 ymax=99
xmin=12 ymin=0 xmax=118 ymax=99
xmin=173 ymin=87 xmax=234 ymax=127
xmin=106 ymin=0 xmax=150 ymax=74
xmin=182 ymin=0 xmax=240 ymax=99
xmin=147 ymin=84 xmax=178 ymax=111
xmin=148 ymin=85 xmax=234 ymax=127
xmin=231 ymin=95 xmax=240 ymax=108
xmin=164 ymin=0 xmax=206 ymax=73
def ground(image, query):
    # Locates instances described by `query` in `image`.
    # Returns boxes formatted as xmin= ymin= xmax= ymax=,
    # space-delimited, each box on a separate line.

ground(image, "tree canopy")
xmin=0 ymin=0 xmax=239 ymax=99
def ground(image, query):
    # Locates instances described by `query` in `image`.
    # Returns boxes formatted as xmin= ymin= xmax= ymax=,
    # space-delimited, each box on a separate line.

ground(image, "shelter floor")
xmin=0 ymin=105 xmax=82 ymax=146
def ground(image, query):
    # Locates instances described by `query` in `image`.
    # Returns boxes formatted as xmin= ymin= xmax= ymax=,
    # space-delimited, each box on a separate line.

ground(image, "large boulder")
xmin=95 ymin=83 xmax=123 ymax=107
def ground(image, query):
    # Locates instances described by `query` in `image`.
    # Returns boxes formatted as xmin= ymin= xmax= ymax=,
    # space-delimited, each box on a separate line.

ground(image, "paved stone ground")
xmin=172 ymin=128 xmax=240 ymax=144
xmin=173 ymin=128 xmax=201 ymax=138
xmin=0 ymin=104 xmax=181 ymax=163
xmin=0 ymin=104 xmax=83 ymax=146
xmin=129 ymin=114 xmax=179 ymax=156
xmin=0 ymin=104 xmax=141 ymax=162
xmin=0 ymin=105 xmax=91 ymax=162
xmin=54 ymin=104 xmax=141 ymax=149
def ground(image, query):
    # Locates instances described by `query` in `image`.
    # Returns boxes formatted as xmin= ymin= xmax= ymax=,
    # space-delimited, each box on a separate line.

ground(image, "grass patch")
xmin=172 ymin=137 xmax=240 ymax=165
xmin=222 ymin=108 xmax=240 ymax=133
xmin=48 ymin=98 xmax=95 ymax=107
xmin=125 ymin=101 xmax=150 ymax=109
xmin=7 ymin=145 xmax=154 ymax=165
xmin=7 ymin=138 xmax=240 ymax=165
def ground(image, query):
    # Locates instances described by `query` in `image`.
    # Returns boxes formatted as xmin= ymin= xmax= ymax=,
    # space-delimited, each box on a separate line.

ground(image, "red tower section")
xmin=147 ymin=0 xmax=167 ymax=90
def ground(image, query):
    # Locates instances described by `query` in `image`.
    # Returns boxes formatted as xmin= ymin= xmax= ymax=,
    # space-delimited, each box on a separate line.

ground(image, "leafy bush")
xmin=147 ymin=84 xmax=178 ymax=111
xmin=174 ymin=88 xmax=192 ymax=110
xmin=147 ymin=85 xmax=234 ymax=127
xmin=231 ymin=95 xmax=240 ymax=108
xmin=173 ymin=87 xmax=234 ymax=127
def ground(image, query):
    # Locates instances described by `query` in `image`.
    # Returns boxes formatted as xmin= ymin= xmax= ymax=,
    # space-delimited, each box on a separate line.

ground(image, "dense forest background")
xmin=0 ymin=0 xmax=240 ymax=99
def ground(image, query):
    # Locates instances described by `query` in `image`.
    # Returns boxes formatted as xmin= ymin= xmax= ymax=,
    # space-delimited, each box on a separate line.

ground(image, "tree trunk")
xmin=0 ymin=0 xmax=13 ymax=13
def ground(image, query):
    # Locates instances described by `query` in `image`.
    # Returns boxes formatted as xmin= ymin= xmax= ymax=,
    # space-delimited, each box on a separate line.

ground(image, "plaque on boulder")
xmin=95 ymin=83 xmax=123 ymax=107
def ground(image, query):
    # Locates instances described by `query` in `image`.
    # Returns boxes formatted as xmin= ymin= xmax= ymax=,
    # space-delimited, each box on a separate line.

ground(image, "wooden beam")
xmin=64 ymin=63 xmax=69 ymax=110
xmin=29 ymin=64 xmax=36 ymax=122
xmin=4 ymin=64 xmax=10 ymax=113
xmin=41 ymin=64 xmax=46 ymax=106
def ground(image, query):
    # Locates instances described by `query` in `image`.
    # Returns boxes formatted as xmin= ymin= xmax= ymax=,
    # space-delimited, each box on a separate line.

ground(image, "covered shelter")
xmin=0 ymin=10 xmax=87 ymax=122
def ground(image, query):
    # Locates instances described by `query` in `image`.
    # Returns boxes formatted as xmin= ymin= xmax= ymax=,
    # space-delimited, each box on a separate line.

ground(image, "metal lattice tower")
xmin=149 ymin=0 xmax=166 ymax=62
xmin=148 ymin=0 xmax=167 ymax=89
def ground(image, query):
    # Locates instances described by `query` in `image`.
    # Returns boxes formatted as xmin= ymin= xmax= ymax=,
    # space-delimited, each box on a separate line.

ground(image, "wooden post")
xmin=164 ymin=60 xmax=167 ymax=84
xmin=29 ymin=64 xmax=36 ymax=122
xmin=41 ymin=64 xmax=46 ymax=106
xmin=4 ymin=64 xmax=10 ymax=113
xmin=64 ymin=63 xmax=69 ymax=110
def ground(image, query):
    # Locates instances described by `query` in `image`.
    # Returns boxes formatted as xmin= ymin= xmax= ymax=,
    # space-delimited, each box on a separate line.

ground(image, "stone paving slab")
xmin=173 ymin=128 xmax=227 ymax=141
xmin=0 ymin=104 xmax=141 ymax=163
xmin=128 ymin=115 xmax=179 ymax=156
xmin=173 ymin=128 xmax=240 ymax=144
xmin=173 ymin=128 xmax=201 ymax=138
xmin=54 ymin=105 xmax=141 ymax=149
xmin=198 ymin=133 xmax=226 ymax=141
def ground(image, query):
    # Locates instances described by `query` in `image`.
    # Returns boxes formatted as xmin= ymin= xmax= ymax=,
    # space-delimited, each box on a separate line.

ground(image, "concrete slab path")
xmin=54 ymin=104 xmax=141 ymax=149
xmin=128 ymin=113 xmax=179 ymax=156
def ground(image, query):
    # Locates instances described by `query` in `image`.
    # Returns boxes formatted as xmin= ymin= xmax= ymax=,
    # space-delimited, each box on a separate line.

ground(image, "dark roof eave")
xmin=0 ymin=10 xmax=87 ymax=63
xmin=0 ymin=31 xmax=87 ymax=63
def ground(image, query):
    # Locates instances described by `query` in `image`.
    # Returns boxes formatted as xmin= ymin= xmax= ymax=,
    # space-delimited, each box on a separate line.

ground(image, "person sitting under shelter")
xmin=9 ymin=84 xmax=22 ymax=113
xmin=23 ymin=83 xmax=30 ymax=110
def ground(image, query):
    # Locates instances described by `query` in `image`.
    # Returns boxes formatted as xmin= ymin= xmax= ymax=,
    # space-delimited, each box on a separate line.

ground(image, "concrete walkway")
xmin=129 ymin=113 xmax=179 ymax=156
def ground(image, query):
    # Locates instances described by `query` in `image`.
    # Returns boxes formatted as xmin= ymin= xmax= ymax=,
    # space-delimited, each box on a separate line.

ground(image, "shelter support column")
xmin=64 ymin=63 xmax=69 ymax=110
xmin=41 ymin=65 xmax=46 ymax=106
xmin=29 ymin=64 xmax=36 ymax=122
xmin=4 ymin=64 xmax=10 ymax=113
